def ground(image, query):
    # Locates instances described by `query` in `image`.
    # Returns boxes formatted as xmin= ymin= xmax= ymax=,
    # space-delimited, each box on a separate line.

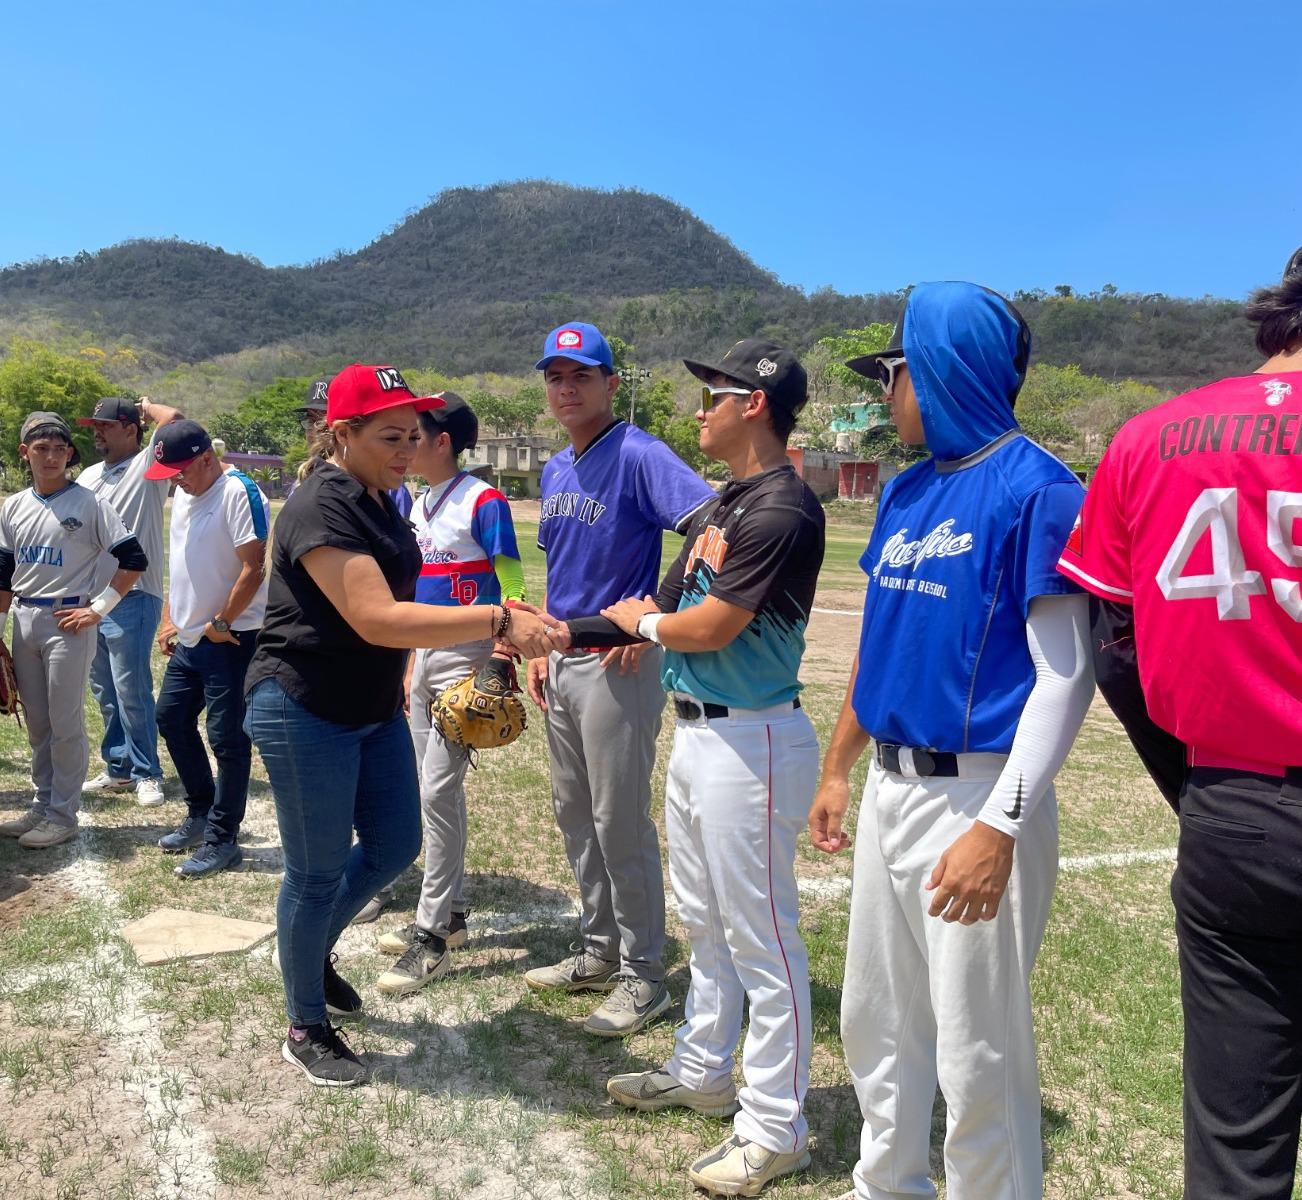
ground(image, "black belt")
xmin=673 ymin=697 xmax=801 ymax=721
xmin=875 ymin=743 xmax=959 ymax=777
xmin=15 ymin=595 xmax=84 ymax=608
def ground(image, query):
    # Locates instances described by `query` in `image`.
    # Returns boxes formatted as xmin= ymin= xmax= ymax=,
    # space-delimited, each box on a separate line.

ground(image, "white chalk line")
xmin=50 ymin=822 xmax=220 ymax=1200
xmin=797 ymin=845 xmax=1178 ymax=900
xmin=811 ymin=606 xmax=864 ymax=616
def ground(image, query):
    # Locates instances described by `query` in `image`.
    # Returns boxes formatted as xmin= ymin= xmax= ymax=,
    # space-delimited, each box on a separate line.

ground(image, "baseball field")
xmin=0 ymin=499 xmax=1198 ymax=1200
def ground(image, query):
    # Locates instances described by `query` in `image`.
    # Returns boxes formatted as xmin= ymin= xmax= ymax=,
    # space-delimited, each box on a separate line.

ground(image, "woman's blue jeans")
xmin=245 ymin=678 xmax=421 ymax=1026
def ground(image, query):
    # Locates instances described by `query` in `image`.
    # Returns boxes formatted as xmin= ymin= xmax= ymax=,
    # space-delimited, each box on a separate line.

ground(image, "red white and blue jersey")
xmin=1058 ymin=372 xmax=1302 ymax=761
xmin=538 ymin=421 xmax=714 ymax=620
xmin=413 ymin=473 xmax=518 ymax=607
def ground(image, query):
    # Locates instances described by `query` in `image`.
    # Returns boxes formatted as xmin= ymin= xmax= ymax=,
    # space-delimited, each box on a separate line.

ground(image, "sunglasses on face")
xmin=874 ymin=357 xmax=907 ymax=395
xmin=700 ymin=385 xmax=754 ymax=412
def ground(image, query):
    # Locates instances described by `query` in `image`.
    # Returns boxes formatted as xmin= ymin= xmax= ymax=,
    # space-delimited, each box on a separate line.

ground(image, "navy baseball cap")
xmin=76 ymin=396 xmax=141 ymax=427
xmin=144 ymin=419 xmax=213 ymax=480
xmin=536 ymin=322 xmax=614 ymax=372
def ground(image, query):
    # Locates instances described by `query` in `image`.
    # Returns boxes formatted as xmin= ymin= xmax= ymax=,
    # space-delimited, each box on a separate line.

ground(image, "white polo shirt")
xmin=168 ymin=469 xmax=271 ymax=646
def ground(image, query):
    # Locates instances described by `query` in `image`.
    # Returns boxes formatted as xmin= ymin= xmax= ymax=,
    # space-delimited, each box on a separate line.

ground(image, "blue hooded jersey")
xmin=851 ymin=282 xmax=1085 ymax=753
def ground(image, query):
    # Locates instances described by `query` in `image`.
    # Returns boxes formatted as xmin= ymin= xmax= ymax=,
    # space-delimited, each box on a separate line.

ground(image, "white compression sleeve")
xmin=977 ymin=593 xmax=1094 ymax=838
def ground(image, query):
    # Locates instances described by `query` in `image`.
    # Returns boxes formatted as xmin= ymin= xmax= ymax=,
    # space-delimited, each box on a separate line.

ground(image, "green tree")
xmin=0 ymin=338 xmax=116 ymax=469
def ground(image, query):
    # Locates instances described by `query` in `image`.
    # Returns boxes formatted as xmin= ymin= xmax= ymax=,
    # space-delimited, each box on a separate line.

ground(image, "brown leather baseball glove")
xmin=0 ymin=637 xmax=23 ymax=725
xmin=431 ymin=652 xmax=526 ymax=755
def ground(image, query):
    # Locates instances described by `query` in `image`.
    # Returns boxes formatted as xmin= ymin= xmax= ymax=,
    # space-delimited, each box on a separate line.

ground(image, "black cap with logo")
xmin=845 ymin=302 xmax=908 ymax=385
xmin=682 ymin=339 xmax=808 ymax=414
xmin=76 ymin=396 xmax=142 ymax=428
xmin=297 ymin=378 xmax=331 ymax=417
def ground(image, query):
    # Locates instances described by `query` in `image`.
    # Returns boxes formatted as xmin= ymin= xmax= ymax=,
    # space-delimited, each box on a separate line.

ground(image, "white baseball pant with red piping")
xmin=661 ymin=701 xmax=818 ymax=1154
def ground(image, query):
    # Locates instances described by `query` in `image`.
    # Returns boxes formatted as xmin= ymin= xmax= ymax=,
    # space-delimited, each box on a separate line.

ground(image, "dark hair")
xmin=1244 ymin=251 xmax=1302 ymax=357
xmin=768 ymin=403 xmax=798 ymax=445
xmin=300 ymin=415 xmax=367 ymax=480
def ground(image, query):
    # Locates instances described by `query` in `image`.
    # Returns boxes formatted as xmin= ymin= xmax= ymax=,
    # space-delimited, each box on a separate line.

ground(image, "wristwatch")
xmin=210 ymin=618 xmax=230 ymax=634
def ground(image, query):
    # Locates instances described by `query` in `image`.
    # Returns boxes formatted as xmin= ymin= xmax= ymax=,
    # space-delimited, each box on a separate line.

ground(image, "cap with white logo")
xmin=324 ymin=364 xmax=444 ymax=424
xmin=682 ymin=339 xmax=808 ymax=415
xmin=536 ymin=322 xmax=614 ymax=372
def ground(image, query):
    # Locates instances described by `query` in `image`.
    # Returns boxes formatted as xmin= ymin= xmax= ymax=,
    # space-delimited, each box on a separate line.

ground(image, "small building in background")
xmin=479 ymin=435 xmax=559 ymax=499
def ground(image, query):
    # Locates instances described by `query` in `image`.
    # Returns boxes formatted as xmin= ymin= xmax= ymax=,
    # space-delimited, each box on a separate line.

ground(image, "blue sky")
xmin=1 ymin=0 xmax=1297 ymax=300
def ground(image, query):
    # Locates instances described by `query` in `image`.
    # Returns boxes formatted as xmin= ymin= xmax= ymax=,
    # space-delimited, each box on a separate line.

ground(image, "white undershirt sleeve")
xmin=977 ymin=592 xmax=1094 ymax=839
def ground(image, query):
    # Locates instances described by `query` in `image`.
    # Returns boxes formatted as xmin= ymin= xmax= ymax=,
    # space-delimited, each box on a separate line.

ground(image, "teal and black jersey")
xmin=659 ymin=464 xmax=824 ymax=709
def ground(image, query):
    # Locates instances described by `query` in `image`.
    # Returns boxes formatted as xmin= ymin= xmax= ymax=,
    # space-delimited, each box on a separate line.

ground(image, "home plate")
xmin=121 ymin=907 xmax=275 ymax=965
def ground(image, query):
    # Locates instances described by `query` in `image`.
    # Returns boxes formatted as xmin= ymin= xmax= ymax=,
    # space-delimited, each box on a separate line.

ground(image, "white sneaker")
xmin=687 ymin=1135 xmax=811 ymax=1198
xmin=85 ymin=772 xmax=133 ymax=794
xmin=135 ymin=778 xmax=165 ymax=807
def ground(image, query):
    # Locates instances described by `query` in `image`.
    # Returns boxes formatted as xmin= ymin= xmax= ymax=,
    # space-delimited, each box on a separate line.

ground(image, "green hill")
xmin=0 ymin=180 xmax=1260 ymax=395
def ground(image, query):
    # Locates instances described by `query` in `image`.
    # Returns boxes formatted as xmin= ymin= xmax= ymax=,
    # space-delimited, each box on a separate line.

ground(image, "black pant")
xmin=1172 ymin=766 xmax=1302 ymax=1200
xmin=156 ymin=633 xmax=259 ymax=844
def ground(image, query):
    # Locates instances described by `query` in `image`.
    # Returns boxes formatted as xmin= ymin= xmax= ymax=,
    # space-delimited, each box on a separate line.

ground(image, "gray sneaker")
xmin=607 ymin=1068 xmax=740 ymax=1117
xmin=523 ymin=943 xmax=619 ymax=994
xmin=0 ymin=809 xmax=42 ymax=839
xmin=350 ymin=886 xmax=394 ymax=926
xmin=376 ymin=929 xmax=449 ymax=996
xmin=583 ymin=975 xmax=672 ymax=1037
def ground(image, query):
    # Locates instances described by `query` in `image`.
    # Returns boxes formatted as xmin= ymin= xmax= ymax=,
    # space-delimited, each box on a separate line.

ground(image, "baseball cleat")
xmin=583 ymin=976 xmax=671 ymax=1037
xmin=376 ymin=929 xmax=449 ymax=996
xmin=377 ymin=922 xmax=418 ymax=956
xmin=446 ymin=909 xmax=470 ymax=949
xmin=523 ymin=944 xmax=619 ymax=994
xmin=607 ymin=1068 xmax=739 ymax=1117
xmin=687 ymin=1134 xmax=811 ymax=1197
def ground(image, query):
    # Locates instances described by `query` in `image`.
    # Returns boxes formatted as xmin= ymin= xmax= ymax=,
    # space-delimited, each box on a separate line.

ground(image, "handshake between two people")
xmin=501 ymin=595 xmax=661 ymax=712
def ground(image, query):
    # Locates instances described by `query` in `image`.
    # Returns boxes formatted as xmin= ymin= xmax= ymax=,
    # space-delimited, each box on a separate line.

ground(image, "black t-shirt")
xmin=245 ymin=462 xmax=421 ymax=725
xmin=656 ymin=464 xmax=825 ymax=707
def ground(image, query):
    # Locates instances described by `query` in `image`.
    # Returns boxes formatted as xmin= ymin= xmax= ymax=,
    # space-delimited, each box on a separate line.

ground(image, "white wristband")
xmin=89 ymin=588 xmax=123 ymax=618
xmin=636 ymin=613 xmax=665 ymax=645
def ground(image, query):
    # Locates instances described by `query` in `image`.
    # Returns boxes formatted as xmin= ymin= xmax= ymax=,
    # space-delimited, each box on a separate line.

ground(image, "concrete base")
xmin=121 ymin=907 xmax=275 ymax=965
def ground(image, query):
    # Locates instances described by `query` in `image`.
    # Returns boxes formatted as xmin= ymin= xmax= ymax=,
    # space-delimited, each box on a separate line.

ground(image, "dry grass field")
xmin=0 ymin=499 xmax=1221 ymax=1199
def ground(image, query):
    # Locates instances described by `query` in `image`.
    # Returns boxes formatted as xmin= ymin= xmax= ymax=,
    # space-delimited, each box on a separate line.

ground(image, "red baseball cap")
xmin=326 ymin=364 xmax=444 ymax=423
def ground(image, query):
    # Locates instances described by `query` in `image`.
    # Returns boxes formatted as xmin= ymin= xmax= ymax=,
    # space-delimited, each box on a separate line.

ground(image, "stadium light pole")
xmin=624 ymin=365 xmax=652 ymax=426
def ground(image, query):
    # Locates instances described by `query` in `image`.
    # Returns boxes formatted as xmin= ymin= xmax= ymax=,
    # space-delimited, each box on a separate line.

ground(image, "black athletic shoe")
xmin=324 ymin=953 xmax=363 ymax=1017
xmin=447 ymin=909 xmax=469 ymax=950
xmin=158 ymin=814 xmax=208 ymax=853
xmin=282 ymin=1022 xmax=366 ymax=1087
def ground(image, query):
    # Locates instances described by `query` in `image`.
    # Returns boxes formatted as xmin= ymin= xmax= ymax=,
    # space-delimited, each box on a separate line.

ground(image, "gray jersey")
xmin=77 ymin=428 xmax=167 ymax=598
xmin=0 ymin=483 xmax=133 ymax=602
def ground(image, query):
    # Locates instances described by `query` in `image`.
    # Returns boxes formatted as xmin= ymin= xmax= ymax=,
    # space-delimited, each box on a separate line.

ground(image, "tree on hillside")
xmin=471 ymin=384 xmax=546 ymax=435
xmin=209 ymin=375 xmax=315 ymax=456
xmin=0 ymin=338 xmax=114 ymax=469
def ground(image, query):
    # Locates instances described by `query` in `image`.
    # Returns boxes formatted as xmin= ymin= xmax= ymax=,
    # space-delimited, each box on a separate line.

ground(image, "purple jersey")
xmin=538 ymin=421 xmax=714 ymax=620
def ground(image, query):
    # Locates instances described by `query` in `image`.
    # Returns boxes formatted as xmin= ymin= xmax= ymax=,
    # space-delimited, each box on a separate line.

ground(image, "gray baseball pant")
xmin=409 ymin=639 xmax=494 ymax=937
xmin=12 ymin=604 xmax=97 ymax=827
xmin=544 ymin=647 xmax=666 ymax=984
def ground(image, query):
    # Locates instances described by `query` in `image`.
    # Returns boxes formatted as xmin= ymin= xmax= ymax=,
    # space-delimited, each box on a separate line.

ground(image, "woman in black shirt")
xmin=245 ymin=364 xmax=555 ymax=1087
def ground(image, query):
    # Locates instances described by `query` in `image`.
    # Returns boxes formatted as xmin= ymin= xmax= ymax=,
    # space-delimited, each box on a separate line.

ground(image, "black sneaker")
xmin=447 ymin=909 xmax=470 ymax=950
xmin=282 ymin=1022 xmax=366 ymax=1087
xmin=158 ymin=814 xmax=208 ymax=853
xmin=376 ymin=929 xmax=449 ymax=996
xmin=324 ymin=953 xmax=363 ymax=1017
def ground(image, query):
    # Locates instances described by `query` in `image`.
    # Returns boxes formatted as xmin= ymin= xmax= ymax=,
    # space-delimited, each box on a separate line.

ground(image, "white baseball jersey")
xmin=77 ymin=428 xmax=167 ymax=598
xmin=0 ymin=483 xmax=133 ymax=601
xmin=168 ymin=470 xmax=271 ymax=646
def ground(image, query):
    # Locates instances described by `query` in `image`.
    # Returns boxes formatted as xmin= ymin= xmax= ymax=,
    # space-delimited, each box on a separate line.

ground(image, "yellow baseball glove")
xmin=431 ymin=653 xmax=526 ymax=754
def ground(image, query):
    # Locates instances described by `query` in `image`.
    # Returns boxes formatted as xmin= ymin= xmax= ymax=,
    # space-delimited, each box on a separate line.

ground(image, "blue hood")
xmin=902 ymin=281 xmax=1029 ymax=461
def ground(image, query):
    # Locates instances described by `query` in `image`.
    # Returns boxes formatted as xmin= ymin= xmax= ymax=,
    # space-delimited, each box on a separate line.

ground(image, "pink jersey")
xmin=1058 ymin=372 xmax=1302 ymax=763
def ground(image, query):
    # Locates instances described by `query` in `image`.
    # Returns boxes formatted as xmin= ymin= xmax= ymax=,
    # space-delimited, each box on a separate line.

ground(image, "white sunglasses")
xmin=875 ymin=357 xmax=907 ymax=395
xmin=700 ymin=385 xmax=754 ymax=412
